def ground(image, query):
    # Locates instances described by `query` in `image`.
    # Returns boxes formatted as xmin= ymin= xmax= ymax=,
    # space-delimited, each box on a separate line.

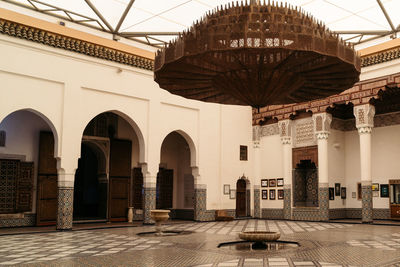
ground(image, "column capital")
xmin=312 ymin=112 xmax=332 ymax=138
xmin=253 ymin=140 xmax=260 ymax=148
xmin=253 ymin=125 xmax=261 ymax=142
xmin=358 ymin=126 xmax=373 ymax=134
xmin=354 ymin=104 xmax=375 ymax=131
xmin=281 ymin=136 xmax=291 ymax=145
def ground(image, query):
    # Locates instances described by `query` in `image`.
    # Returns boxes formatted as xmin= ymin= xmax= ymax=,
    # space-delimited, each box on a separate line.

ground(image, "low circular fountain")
xmin=239 ymin=231 xmax=281 ymax=249
xmin=150 ymin=209 xmax=170 ymax=236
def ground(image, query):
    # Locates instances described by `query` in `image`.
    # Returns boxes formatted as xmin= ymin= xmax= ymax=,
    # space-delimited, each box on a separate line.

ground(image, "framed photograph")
xmin=278 ymin=189 xmax=284 ymax=200
xmin=380 ymin=184 xmax=389 ymax=198
xmin=335 ymin=183 xmax=341 ymax=196
xmin=352 ymin=192 xmax=356 ymax=198
xmin=372 ymin=183 xmax=379 ymax=191
xmin=277 ymin=178 xmax=284 ymax=187
xmin=223 ymin=184 xmax=230 ymax=195
xmin=341 ymin=187 xmax=346 ymax=199
xmin=261 ymin=179 xmax=268 ymax=187
xmin=262 ymin=190 xmax=268 ymax=200
xmin=269 ymin=179 xmax=277 ymax=187
xmin=329 ymin=187 xmax=334 ymax=200
xmin=269 ymin=189 xmax=276 ymax=200
xmin=229 ymin=189 xmax=236 ymax=199
xmin=373 ymin=191 xmax=379 ymax=197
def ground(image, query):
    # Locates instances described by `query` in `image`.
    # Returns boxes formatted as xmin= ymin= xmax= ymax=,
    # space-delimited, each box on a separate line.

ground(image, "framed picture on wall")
xmin=372 ymin=183 xmax=379 ymax=191
xmin=229 ymin=189 xmax=236 ymax=199
xmin=269 ymin=179 xmax=277 ymax=187
xmin=341 ymin=187 xmax=346 ymax=199
xmin=223 ymin=184 xmax=230 ymax=195
xmin=261 ymin=179 xmax=268 ymax=187
xmin=278 ymin=189 xmax=284 ymax=200
xmin=352 ymin=192 xmax=356 ymax=198
xmin=335 ymin=183 xmax=341 ymax=196
xmin=269 ymin=189 xmax=276 ymax=200
xmin=357 ymin=183 xmax=362 ymax=200
xmin=277 ymin=178 xmax=284 ymax=187
xmin=329 ymin=187 xmax=334 ymax=200
xmin=262 ymin=190 xmax=268 ymax=200
xmin=381 ymin=184 xmax=389 ymax=198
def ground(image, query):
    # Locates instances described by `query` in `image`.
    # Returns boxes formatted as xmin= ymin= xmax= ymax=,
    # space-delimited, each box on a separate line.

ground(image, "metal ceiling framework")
xmin=1 ymin=0 xmax=399 ymax=48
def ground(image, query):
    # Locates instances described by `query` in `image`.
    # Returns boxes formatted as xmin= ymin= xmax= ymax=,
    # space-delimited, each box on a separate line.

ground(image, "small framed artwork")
xmin=262 ymin=190 xmax=268 ymax=200
xmin=341 ymin=187 xmax=346 ymax=199
xmin=229 ymin=189 xmax=236 ymax=199
xmin=223 ymin=184 xmax=230 ymax=195
xmin=269 ymin=179 xmax=277 ymax=187
xmin=352 ymin=192 xmax=356 ymax=198
xmin=278 ymin=189 xmax=284 ymax=200
xmin=380 ymin=184 xmax=389 ymax=198
xmin=261 ymin=179 xmax=268 ymax=187
xmin=269 ymin=189 xmax=276 ymax=200
xmin=372 ymin=183 xmax=379 ymax=191
xmin=373 ymin=191 xmax=379 ymax=197
xmin=329 ymin=187 xmax=334 ymax=200
xmin=277 ymin=178 xmax=284 ymax=187
xmin=335 ymin=183 xmax=341 ymax=196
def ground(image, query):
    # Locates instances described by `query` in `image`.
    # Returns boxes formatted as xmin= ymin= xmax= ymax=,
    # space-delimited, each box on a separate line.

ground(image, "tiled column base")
xmin=283 ymin=185 xmax=291 ymax=220
xmin=143 ymin=187 xmax=156 ymax=224
xmin=319 ymin=184 xmax=329 ymax=221
xmin=362 ymin=183 xmax=373 ymax=223
xmin=254 ymin=187 xmax=260 ymax=218
xmin=194 ymin=187 xmax=207 ymax=221
xmin=57 ymin=187 xmax=74 ymax=230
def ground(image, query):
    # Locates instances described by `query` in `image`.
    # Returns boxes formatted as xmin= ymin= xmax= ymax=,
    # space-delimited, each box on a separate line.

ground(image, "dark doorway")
xmin=73 ymin=143 xmax=106 ymax=220
xmin=236 ymin=179 xmax=247 ymax=217
xmin=293 ymin=160 xmax=318 ymax=207
xmin=156 ymin=168 xmax=173 ymax=209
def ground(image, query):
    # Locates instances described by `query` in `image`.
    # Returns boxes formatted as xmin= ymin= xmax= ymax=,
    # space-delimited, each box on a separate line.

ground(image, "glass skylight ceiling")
xmin=3 ymin=0 xmax=400 ymax=49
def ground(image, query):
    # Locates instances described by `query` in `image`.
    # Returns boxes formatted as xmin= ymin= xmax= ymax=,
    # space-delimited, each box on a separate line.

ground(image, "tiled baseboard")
xmin=331 ymin=208 xmax=390 ymax=220
xmin=261 ymin=209 xmax=284 ymax=219
xmin=0 ymin=213 xmax=36 ymax=228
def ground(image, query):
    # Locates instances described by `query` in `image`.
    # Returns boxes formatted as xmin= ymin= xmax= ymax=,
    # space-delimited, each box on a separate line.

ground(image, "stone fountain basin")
xmin=150 ymin=209 xmax=170 ymax=221
xmin=239 ymin=231 xmax=281 ymax=242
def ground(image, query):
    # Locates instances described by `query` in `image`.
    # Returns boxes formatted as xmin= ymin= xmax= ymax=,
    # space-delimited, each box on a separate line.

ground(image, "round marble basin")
xmin=239 ymin=231 xmax=281 ymax=242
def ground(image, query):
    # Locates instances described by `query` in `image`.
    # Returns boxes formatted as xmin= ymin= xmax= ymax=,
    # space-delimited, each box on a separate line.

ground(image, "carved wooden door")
xmin=156 ymin=168 xmax=173 ymax=209
xmin=109 ymin=139 xmax=131 ymax=222
xmin=236 ymin=179 xmax=246 ymax=217
xmin=36 ymin=132 xmax=58 ymax=226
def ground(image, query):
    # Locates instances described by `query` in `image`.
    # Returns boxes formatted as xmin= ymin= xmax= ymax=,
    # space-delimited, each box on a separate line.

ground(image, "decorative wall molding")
xmin=293 ymin=118 xmax=315 ymax=148
xmin=0 ymin=19 xmax=154 ymax=71
xmin=362 ymin=47 xmax=400 ymax=67
xmin=260 ymin=123 xmax=279 ymax=137
xmin=253 ymin=73 xmax=400 ymax=125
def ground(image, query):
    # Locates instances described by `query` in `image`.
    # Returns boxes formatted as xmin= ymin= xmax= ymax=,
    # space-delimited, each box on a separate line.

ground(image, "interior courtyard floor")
xmin=1 ymin=219 xmax=400 ymax=266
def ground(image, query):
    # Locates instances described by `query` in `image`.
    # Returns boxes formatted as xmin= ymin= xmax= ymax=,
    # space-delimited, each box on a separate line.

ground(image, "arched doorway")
xmin=73 ymin=143 xmax=107 ymax=221
xmin=0 ymin=110 xmax=58 ymax=226
xmin=236 ymin=177 xmax=249 ymax=217
xmin=76 ymin=111 xmax=142 ymax=222
xmin=293 ymin=160 xmax=318 ymax=207
xmin=158 ymin=131 xmax=194 ymax=220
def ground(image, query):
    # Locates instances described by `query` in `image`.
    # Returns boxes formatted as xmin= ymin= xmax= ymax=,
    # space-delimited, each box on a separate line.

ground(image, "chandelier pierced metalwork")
xmin=154 ymin=1 xmax=361 ymax=108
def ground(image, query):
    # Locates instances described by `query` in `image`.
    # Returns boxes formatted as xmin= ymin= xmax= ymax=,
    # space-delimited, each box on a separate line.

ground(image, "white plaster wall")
xmin=328 ymin=129 xmax=346 ymax=208
xmin=371 ymin=125 xmax=400 ymax=208
xmin=0 ymin=111 xmax=52 ymax=214
xmin=0 ymin=33 xmax=253 ymax=211
xmin=259 ymin=133 xmax=283 ymax=209
xmin=219 ymin=105 xmax=254 ymax=210
xmin=344 ymin=130 xmax=362 ymax=209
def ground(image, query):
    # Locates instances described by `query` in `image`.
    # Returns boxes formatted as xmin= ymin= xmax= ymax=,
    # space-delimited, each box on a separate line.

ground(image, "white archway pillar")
xmin=312 ymin=112 xmax=332 ymax=221
xmin=278 ymin=119 xmax=292 ymax=220
xmin=253 ymin=126 xmax=261 ymax=219
xmin=354 ymin=104 xmax=375 ymax=223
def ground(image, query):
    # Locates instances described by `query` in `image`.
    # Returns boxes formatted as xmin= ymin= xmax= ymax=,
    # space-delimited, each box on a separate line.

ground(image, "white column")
xmin=313 ymin=112 xmax=332 ymax=221
xmin=253 ymin=126 xmax=261 ymax=218
xmin=278 ymin=119 xmax=292 ymax=220
xmin=354 ymin=104 xmax=375 ymax=223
